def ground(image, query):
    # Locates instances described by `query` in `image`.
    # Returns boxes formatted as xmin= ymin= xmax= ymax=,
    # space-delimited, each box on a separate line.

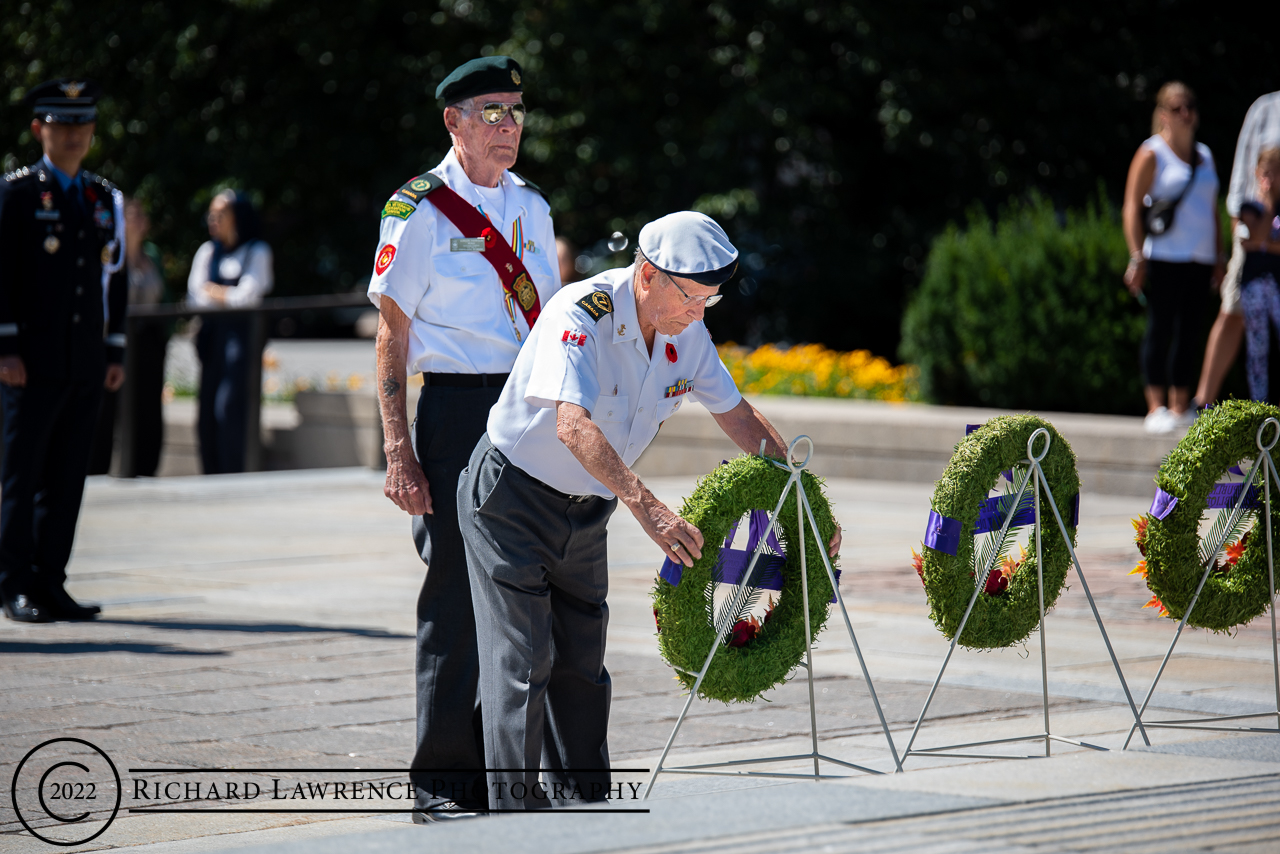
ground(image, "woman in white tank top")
xmin=1122 ymin=82 xmax=1225 ymax=433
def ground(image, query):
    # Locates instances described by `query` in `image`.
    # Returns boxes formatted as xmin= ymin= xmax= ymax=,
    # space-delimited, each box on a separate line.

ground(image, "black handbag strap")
xmin=1163 ymin=145 xmax=1200 ymax=210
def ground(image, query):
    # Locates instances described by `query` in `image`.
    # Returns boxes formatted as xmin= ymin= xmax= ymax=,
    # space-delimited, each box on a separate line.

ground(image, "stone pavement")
xmin=1 ymin=468 xmax=1278 ymax=852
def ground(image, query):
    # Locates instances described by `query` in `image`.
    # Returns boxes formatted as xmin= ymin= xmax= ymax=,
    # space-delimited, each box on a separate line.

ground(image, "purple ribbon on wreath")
xmin=658 ymin=509 xmax=841 ymax=603
xmin=1148 ymin=481 xmax=1261 ymax=521
xmin=924 ymin=492 xmax=1080 ymax=557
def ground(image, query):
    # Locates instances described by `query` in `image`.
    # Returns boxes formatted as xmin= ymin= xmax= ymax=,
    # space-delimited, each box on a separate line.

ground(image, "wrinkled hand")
xmin=384 ymin=452 xmax=432 ymax=516
xmin=828 ymin=523 xmax=842 ymax=558
xmin=1124 ymin=258 xmax=1146 ymax=296
xmin=104 ymin=364 xmax=125 ymax=391
xmin=0 ymin=355 xmax=26 ymax=387
xmin=639 ymin=498 xmax=704 ymax=568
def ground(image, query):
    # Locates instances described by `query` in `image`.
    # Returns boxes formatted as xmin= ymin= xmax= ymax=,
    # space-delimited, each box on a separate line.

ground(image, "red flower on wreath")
xmin=727 ymin=619 xmax=756 ymax=647
xmin=1143 ymin=594 xmax=1169 ymax=618
xmin=911 ymin=547 xmax=924 ymax=583
xmin=1132 ymin=516 xmax=1149 ymax=556
xmin=1225 ymin=531 xmax=1250 ymax=567
xmin=725 ymin=597 xmax=775 ymax=647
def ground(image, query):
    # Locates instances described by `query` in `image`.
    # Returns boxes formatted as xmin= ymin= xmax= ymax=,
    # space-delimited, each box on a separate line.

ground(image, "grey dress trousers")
xmin=459 ymin=434 xmax=616 ymax=810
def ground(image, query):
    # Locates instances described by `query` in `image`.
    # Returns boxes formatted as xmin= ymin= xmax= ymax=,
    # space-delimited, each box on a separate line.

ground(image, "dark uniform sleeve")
xmin=0 ymin=172 xmax=24 ymax=358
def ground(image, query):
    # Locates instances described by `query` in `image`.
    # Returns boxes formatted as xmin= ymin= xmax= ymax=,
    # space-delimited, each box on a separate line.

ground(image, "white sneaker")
xmin=1170 ymin=407 xmax=1198 ymax=428
xmin=1144 ymin=406 xmax=1175 ymax=434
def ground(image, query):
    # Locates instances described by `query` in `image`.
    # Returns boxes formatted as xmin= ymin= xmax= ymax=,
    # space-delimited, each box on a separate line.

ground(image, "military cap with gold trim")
xmin=25 ymin=78 xmax=101 ymax=124
xmin=435 ymin=56 xmax=523 ymax=107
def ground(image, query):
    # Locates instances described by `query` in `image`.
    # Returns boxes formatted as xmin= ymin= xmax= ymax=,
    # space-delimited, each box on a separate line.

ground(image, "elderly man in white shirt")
xmin=1196 ymin=91 xmax=1280 ymax=407
xmin=460 ymin=212 xmax=840 ymax=811
xmin=366 ymin=56 xmax=559 ymax=823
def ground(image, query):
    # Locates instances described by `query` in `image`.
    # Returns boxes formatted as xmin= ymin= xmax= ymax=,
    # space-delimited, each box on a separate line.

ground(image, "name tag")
xmin=450 ymin=238 xmax=485 ymax=252
xmin=35 ymin=210 xmax=60 ymax=221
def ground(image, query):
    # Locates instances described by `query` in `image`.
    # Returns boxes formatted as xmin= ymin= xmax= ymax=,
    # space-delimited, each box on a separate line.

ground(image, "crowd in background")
xmin=1124 ymin=85 xmax=1280 ymax=433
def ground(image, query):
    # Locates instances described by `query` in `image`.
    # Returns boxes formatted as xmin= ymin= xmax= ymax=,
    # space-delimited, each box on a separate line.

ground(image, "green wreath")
xmin=920 ymin=414 xmax=1079 ymax=649
xmin=651 ymin=454 xmax=837 ymax=704
xmin=1139 ymin=400 xmax=1280 ymax=632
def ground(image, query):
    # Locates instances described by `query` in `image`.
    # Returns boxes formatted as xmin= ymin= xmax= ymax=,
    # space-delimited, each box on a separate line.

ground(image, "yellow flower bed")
xmin=717 ymin=343 xmax=919 ymax=402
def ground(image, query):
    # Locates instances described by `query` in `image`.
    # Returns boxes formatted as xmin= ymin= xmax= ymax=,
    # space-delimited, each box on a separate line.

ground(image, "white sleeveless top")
xmin=1141 ymin=135 xmax=1219 ymax=264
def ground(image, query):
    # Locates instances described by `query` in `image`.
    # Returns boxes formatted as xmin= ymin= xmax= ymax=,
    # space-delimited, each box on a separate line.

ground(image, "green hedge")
xmin=899 ymin=192 xmax=1144 ymax=414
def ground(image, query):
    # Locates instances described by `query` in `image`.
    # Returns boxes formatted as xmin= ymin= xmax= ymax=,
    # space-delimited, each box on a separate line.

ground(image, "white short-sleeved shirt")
xmin=366 ymin=148 xmax=560 ymax=375
xmin=487 ymin=264 xmax=743 ymax=498
xmin=1141 ymin=136 xmax=1220 ymax=264
xmin=187 ymin=240 xmax=274 ymax=308
xmin=1227 ymin=92 xmax=1280 ymax=218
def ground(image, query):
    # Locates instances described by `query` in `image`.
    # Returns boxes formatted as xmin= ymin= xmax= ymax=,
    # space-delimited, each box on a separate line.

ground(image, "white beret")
xmin=638 ymin=211 xmax=739 ymax=285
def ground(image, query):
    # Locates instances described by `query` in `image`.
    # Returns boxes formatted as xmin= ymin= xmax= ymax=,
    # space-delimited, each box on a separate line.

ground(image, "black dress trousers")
xmin=409 ymin=382 xmax=502 ymax=810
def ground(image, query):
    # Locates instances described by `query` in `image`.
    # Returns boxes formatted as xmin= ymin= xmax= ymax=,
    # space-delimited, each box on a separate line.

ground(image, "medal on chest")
xmin=43 ymin=235 xmax=60 ymax=254
xmin=93 ymin=201 xmax=112 ymax=230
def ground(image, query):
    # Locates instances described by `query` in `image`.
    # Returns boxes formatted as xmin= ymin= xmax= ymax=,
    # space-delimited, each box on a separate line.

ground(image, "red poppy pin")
xmin=665 ymin=342 xmax=677 ymax=363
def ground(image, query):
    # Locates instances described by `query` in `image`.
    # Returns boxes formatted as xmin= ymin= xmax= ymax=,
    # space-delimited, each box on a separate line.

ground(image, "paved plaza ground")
xmin=2 ymin=466 xmax=1279 ymax=852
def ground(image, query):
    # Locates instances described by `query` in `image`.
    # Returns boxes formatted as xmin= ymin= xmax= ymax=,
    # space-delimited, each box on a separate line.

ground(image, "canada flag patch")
xmin=561 ymin=330 xmax=586 ymax=346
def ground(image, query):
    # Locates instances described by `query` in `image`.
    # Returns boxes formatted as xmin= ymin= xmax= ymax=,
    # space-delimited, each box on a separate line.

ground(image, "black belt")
xmin=421 ymin=372 xmax=509 ymax=388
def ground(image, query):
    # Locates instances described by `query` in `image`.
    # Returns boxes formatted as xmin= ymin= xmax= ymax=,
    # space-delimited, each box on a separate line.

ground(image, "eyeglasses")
xmin=461 ymin=103 xmax=526 ymax=126
xmin=662 ymin=271 xmax=723 ymax=307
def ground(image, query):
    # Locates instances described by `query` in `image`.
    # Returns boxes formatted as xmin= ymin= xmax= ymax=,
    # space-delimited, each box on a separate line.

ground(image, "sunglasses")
xmin=663 ymin=271 xmax=723 ymax=307
xmin=462 ymin=103 xmax=526 ymax=126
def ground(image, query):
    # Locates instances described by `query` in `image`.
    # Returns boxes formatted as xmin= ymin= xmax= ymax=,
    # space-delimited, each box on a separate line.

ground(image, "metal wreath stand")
xmin=901 ymin=427 xmax=1150 ymax=763
xmin=1123 ymin=417 xmax=1280 ymax=748
xmin=643 ymin=436 xmax=902 ymax=800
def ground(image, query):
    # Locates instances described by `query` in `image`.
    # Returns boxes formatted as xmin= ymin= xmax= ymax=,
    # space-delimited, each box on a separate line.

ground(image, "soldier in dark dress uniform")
xmin=0 ymin=78 xmax=127 ymax=622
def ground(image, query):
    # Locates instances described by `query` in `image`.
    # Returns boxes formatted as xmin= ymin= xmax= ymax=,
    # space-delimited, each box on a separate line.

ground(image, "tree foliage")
xmin=900 ymin=192 xmax=1143 ymax=413
xmin=2 ymin=1 xmax=1273 ymax=354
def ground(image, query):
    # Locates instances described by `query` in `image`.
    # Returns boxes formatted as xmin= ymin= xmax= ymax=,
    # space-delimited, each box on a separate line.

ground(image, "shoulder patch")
xmin=574 ymin=291 xmax=614 ymax=323
xmin=509 ymin=171 xmax=548 ymax=201
xmin=396 ymin=173 xmax=443 ymax=203
xmin=381 ymin=198 xmax=417 ymax=220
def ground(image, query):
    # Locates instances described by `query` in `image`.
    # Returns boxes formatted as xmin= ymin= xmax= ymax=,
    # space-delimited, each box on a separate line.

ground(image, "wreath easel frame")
xmin=903 ymin=420 xmax=1149 ymax=763
xmin=1123 ymin=407 xmax=1280 ymax=748
xmin=644 ymin=437 xmax=902 ymax=798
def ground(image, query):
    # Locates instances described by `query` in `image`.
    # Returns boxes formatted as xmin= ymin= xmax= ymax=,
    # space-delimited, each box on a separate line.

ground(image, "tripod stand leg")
xmin=1031 ymin=461 xmax=1150 ymax=748
xmin=1034 ymin=464 xmax=1051 ymax=756
xmin=799 ymin=487 xmax=903 ymax=771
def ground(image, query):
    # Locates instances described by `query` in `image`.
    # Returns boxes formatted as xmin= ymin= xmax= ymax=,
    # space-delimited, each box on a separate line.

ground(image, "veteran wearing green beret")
xmin=367 ymin=56 xmax=561 ymax=823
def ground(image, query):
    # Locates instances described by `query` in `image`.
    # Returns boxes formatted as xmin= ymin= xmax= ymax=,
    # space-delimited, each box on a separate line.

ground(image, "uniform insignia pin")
xmin=41 ymin=192 xmax=53 ymax=211
xmin=101 ymin=245 xmax=113 ymax=264
xmin=60 ymin=80 xmax=85 ymax=99
xmin=43 ymin=235 xmax=60 ymax=254
xmin=511 ymin=69 xmax=521 ymax=85
xmin=618 ymin=324 xmax=626 ymax=336
xmin=505 ymin=262 xmax=513 ymax=273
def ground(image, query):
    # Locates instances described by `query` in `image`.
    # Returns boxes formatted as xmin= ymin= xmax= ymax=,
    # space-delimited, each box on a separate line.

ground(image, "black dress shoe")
xmin=44 ymin=587 xmax=101 ymax=621
xmin=3 ymin=593 xmax=51 ymax=623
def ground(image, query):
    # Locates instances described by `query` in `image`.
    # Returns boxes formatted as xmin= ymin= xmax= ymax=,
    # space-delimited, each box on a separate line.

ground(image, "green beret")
xmin=436 ymin=56 xmax=524 ymax=106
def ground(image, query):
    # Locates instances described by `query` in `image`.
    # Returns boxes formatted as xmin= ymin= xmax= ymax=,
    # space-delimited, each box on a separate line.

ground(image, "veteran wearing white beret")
xmin=459 ymin=212 xmax=837 ymax=810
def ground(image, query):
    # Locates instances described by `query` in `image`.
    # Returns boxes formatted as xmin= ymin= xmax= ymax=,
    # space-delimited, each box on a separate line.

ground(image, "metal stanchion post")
xmin=118 ymin=314 xmax=140 ymax=478
xmin=243 ymin=312 xmax=265 ymax=472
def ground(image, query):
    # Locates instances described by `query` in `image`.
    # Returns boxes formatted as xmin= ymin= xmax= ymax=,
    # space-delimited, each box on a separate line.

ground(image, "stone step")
xmin=633 ymin=397 xmax=1183 ymax=497
xmin=146 ymin=392 xmax=1181 ymax=497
